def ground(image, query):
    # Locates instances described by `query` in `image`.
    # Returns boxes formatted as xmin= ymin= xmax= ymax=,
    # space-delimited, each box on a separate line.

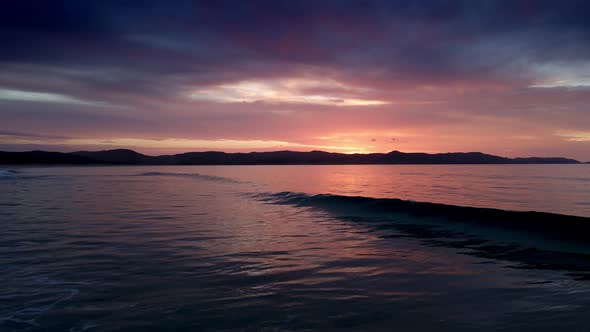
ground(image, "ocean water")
xmin=1 ymin=165 xmax=590 ymax=331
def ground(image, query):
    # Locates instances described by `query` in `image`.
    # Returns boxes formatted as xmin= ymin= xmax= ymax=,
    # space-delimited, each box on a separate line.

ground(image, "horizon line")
xmin=1 ymin=148 xmax=586 ymax=163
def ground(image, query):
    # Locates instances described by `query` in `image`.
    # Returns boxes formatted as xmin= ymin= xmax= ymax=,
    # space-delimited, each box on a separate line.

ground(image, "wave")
xmin=253 ymin=192 xmax=590 ymax=279
xmin=254 ymin=192 xmax=590 ymax=242
xmin=137 ymin=171 xmax=241 ymax=183
xmin=0 ymin=169 xmax=19 ymax=178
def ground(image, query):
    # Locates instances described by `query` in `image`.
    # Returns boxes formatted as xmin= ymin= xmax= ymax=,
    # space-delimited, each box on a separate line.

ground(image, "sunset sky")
xmin=1 ymin=0 xmax=590 ymax=160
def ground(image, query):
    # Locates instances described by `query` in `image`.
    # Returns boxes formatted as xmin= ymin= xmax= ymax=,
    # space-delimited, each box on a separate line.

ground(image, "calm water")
xmin=1 ymin=165 xmax=590 ymax=331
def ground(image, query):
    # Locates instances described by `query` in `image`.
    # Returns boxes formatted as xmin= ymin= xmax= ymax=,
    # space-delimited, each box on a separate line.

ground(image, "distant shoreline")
xmin=0 ymin=149 xmax=585 ymax=165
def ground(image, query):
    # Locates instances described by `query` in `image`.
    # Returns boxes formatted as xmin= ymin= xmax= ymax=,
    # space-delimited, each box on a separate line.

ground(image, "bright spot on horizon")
xmin=188 ymin=78 xmax=389 ymax=106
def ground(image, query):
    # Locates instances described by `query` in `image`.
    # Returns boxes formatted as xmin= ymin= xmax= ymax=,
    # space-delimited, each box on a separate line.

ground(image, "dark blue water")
xmin=1 ymin=166 xmax=590 ymax=331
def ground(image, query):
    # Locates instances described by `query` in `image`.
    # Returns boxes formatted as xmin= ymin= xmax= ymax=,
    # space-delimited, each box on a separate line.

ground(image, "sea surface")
xmin=1 ymin=165 xmax=590 ymax=331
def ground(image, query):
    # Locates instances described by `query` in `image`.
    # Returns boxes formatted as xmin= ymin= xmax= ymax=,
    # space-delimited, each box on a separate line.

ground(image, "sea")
xmin=1 ymin=164 xmax=590 ymax=331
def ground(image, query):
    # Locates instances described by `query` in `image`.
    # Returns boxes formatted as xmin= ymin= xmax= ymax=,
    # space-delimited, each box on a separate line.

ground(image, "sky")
xmin=1 ymin=0 xmax=590 ymax=160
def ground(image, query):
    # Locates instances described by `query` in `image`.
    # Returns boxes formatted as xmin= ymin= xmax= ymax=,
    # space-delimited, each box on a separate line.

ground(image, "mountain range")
xmin=0 ymin=149 xmax=584 ymax=165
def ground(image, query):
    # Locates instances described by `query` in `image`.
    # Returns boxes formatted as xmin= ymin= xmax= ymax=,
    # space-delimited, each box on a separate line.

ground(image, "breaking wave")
xmin=253 ymin=191 xmax=590 ymax=242
xmin=252 ymin=191 xmax=590 ymax=279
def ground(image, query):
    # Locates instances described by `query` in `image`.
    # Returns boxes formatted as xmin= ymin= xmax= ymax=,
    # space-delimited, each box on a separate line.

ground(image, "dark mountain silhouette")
xmin=0 ymin=151 xmax=97 ymax=164
xmin=0 ymin=149 xmax=582 ymax=165
xmin=73 ymin=149 xmax=151 ymax=164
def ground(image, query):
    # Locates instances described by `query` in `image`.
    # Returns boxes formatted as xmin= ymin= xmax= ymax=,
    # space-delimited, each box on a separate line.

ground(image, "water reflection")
xmin=1 ymin=167 xmax=590 ymax=331
xmin=187 ymin=164 xmax=590 ymax=217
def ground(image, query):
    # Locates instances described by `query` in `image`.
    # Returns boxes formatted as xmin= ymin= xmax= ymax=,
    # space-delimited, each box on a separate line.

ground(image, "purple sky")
xmin=1 ymin=1 xmax=590 ymax=160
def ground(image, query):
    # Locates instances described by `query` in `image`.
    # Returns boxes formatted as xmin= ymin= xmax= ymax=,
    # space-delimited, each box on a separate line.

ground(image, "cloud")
xmin=0 ymin=88 xmax=113 ymax=107
xmin=4 ymin=0 xmax=590 ymax=94
xmin=0 ymin=130 xmax=69 ymax=139
xmin=529 ymin=62 xmax=590 ymax=87
xmin=556 ymin=130 xmax=590 ymax=142
xmin=188 ymin=77 xmax=388 ymax=106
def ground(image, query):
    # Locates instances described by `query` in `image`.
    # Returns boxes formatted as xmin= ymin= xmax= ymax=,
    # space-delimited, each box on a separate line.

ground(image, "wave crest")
xmin=253 ymin=191 xmax=590 ymax=241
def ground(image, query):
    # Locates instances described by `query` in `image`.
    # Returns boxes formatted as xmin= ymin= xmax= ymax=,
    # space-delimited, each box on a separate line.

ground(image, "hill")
xmin=0 ymin=149 xmax=582 ymax=165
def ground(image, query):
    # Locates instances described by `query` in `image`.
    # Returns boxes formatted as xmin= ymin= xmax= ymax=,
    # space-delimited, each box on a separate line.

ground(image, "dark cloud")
xmin=3 ymin=0 xmax=590 ymax=93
